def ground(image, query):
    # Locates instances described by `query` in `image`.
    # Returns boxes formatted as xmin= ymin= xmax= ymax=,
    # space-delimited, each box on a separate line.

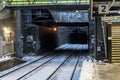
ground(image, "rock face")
xmin=51 ymin=11 xmax=89 ymax=46
xmin=51 ymin=11 xmax=88 ymax=22
xmin=57 ymin=27 xmax=88 ymax=46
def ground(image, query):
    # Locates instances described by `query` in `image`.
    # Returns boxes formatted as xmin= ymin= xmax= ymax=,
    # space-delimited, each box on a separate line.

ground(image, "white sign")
xmin=99 ymin=4 xmax=109 ymax=14
xmin=97 ymin=46 xmax=101 ymax=51
xmin=107 ymin=20 xmax=112 ymax=24
xmin=101 ymin=17 xmax=113 ymax=21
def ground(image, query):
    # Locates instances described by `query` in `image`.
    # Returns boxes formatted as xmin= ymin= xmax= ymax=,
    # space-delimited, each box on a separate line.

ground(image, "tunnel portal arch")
xmin=69 ymin=29 xmax=88 ymax=44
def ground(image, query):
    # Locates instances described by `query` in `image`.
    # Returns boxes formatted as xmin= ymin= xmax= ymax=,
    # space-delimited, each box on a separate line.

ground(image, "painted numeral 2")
xmin=102 ymin=5 xmax=106 ymax=12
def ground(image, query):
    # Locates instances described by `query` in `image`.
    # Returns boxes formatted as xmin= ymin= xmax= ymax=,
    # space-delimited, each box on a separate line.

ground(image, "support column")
xmin=16 ymin=10 xmax=23 ymax=57
xmin=95 ymin=16 xmax=104 ymax=60
xmin=95 ymin=17 xmax=98 ymax=60
xmin=107 ymin=24 xmax=112 ymax=63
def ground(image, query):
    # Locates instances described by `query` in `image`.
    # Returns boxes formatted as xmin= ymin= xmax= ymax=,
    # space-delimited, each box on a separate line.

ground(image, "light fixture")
xmin=53 ymin=27 xmax=57 ymax=32
xmin=75 ymin=10 xmax=79 ymax=13
xmin=118 ymin=11 xmax=120 ymax=14
xmin=3 ymin=27 xmax=10 ymax=34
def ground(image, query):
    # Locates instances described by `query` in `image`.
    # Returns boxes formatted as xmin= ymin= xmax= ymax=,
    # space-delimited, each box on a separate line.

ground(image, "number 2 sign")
xmin=98 ymin=4 xmax=109 ymax=14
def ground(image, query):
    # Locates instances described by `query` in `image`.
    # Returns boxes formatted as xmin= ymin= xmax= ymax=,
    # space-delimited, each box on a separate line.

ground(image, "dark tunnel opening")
xmin=39 ymin=27 xmax=57 ymax=51
xmin=69 ymin=29 xmax=88 ymax=44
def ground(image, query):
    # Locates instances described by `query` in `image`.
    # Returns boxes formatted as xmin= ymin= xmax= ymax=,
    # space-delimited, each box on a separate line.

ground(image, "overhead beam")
xmin=93 ymin=0 xmax=120 ymax=1
xmin=56 ymin=22 xmax=89 ymax=26
xmin=6 ymin=5 xmax=89 ymax=10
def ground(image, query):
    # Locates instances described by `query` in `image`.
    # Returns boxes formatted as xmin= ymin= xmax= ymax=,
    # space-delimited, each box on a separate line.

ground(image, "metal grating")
xmin=0 ymin=0 xmax=89 ymax=6
xmin=112 ymin=25 xmax=120 ymax=63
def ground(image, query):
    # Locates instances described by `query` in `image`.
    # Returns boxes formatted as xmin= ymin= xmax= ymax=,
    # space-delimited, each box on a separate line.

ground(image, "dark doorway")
xmin=70 ymin=29 xmax=88 ymax=44
xmin=39 ymin=27 xmax=57 ymax=50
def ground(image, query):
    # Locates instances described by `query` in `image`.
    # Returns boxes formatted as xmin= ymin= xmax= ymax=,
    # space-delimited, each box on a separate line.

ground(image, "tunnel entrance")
xmin=69 ymin=29 xmax=88 ymax=44
xmin=39 ymin=27 xmax=57 ymax=51
xmin=21 ymin=9 xmax=89 ymax=52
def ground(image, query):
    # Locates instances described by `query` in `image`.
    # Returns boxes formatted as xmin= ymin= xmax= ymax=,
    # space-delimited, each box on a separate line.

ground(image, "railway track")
xmin=0 ymin=53 xmax=58 ymax=80
xmin=18 ymin=52 xmax=72 ymax=80
xmin=0 ymin=56 xmax=55 ymax=80
xmin=0 ymin=51 xmax=89 ymax=80
xmin=48 ymin=53 xmax=79 ymax=80
xmin=48 ymin=52 xmax=88 ymax=80
xmin=0 ymin=52 xmax=51 ymax=77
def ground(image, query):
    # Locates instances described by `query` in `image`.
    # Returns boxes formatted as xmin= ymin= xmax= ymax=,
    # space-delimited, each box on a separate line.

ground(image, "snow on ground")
xmin=0 ymin=56 xmax=42 ymax=77
xmin=72 ymin=56 xmax=87 ymax=80
xmin=22 ymin=55 xmax=42 ymax=61
xmin=0 ymin=56 xmax=53 ymax=80
xmin=55 ymin=44 xmax=88 ymax=50
xmin=0 ymin=56 xmax=12 ymax=62
xmin=21 ymin=55 xmax=68 ymax=80
xmin=80 ymin=60 xmax=120 ymax=80
xmin=79 ymin=60 xmax=94 ymax=80
xmin=50 ymin=56 xmax=79 ymax=80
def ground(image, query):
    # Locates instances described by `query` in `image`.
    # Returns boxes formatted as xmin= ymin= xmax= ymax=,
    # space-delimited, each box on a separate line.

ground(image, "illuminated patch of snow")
xmin=79 ymin=60 xmax=94 ymax=80
xmin=56 ymin=44 xmax=88 ymax=50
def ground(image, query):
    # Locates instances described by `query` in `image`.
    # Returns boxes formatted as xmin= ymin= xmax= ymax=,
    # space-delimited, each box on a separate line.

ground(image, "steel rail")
xmin=17 ymin=55 xmax=57 ymax=80
xmin=46 ymin=52 xmax=73 ymax=80
xmin=0 ymin=53 xmax=52 ymax=78
xmin=18 ymin=51 xmax=72 ymax=80
xmin=70 ymin=53 xmax=80 ymax=80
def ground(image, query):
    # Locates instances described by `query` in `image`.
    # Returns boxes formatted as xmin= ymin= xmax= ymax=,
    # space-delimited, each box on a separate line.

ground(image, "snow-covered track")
xmin=0 ymin=51 xmax=89 ymax=80
xmin=46 ymin=53 xmax=73 ymax=80
xmin=18 ymin=52 xmax=73 ymax=80
xmin=47 ymin=53 xmax=80 ymax=80
xmin=70 ymin=54 xmax=80 ymax=80
xmin=0 ymin=54 xmax=57 ymax=80
xmin=0 ymin=54 xmax=50 ymax=77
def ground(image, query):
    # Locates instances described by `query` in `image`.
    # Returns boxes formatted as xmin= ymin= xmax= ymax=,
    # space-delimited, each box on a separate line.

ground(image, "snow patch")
xmin=56 ymin=44 xmax=88 ymax=50
xmin=22 ymin=55 xmax=41 ymax=61
xmin=0 ymin=56 xmax=12 ymax=62
xmin=79 ymin=60 xmax=94 ymax=80
xmin=80 ymin=60 xmax=120 ymax=80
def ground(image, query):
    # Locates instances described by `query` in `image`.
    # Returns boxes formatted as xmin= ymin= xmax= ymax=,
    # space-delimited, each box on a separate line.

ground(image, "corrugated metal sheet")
xmin=112 ymin=26 xmax=120 ymax=63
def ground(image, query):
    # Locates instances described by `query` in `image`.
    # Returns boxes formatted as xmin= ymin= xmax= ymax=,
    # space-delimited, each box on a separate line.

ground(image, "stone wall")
xmin=51 ymin=11 xmax=88 ymax=22
xmin=57 ymin=26 xmax=88 ymax=46
xmin=51 ymin=11 xmax=89 ymax=46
